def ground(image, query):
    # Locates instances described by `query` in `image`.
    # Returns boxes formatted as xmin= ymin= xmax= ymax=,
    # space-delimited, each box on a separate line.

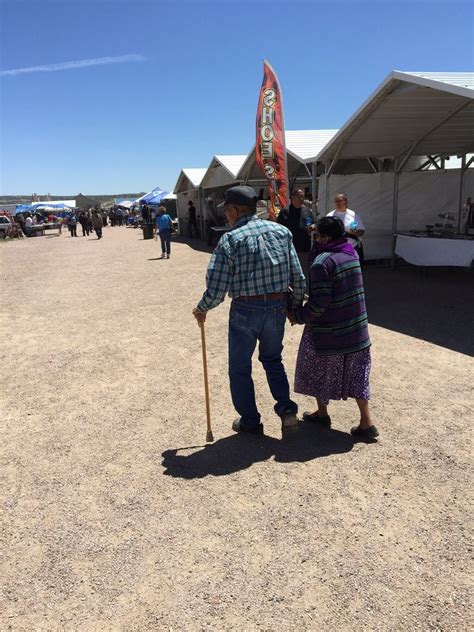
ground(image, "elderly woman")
xmin=291 ymin=216 xmax=378 ymax=441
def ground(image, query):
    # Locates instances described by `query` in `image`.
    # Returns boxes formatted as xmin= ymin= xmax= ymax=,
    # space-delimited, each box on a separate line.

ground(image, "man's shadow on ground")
xmin=162 ymin=422 xmax=354 ymax=479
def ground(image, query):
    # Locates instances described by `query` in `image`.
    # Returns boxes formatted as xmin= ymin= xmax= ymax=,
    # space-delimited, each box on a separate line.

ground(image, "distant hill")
xmin=0 ymin=193 xmax=146 ymax=205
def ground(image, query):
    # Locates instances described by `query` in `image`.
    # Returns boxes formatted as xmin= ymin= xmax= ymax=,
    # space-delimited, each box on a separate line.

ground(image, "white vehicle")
xmin=0 ymin=215 xmax=13 ymax=236
xmin=0 ymin=215 xmax=22 ymax=238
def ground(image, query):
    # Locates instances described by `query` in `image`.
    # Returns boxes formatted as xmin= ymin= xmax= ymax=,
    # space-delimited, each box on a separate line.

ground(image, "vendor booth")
xmin=135 ymin=186 xmax=170 ymax=239
xmin=306 ymin=71 xmax=474 ymax=265
xmin=200 ymin=155 xmax=247 ymax=214
xmin=173 ymin=168 xmax=207 ymax=237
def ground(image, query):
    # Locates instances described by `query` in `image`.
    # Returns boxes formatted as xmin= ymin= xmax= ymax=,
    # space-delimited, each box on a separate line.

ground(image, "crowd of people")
xmin=7 ymin=205 xmax=144 ymax=240
xmin=192 ymin=185 xmax=377 ymax=442
xmin=66 ymin=208 xmax=108 ymax=239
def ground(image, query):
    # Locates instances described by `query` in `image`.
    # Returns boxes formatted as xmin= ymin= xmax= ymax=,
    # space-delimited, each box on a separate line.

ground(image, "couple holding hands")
xmin=192 ymin=185 xmax=378 ymax=442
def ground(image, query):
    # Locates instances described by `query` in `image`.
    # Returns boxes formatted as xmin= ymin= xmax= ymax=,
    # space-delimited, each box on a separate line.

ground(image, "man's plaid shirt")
xmin=197 ymin=213 xmax=306 ymax=311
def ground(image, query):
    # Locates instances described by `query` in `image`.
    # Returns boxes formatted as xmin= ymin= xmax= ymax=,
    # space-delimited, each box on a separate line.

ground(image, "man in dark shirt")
xmin=188 ymin=200 xmax=198 ymax=238
xmin=277 ymin=189 xmax=314 ymax=288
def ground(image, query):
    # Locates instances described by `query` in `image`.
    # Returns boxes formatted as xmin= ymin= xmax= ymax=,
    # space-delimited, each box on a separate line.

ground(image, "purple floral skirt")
xmin=294 ymin=326 xmax=371 ymax=405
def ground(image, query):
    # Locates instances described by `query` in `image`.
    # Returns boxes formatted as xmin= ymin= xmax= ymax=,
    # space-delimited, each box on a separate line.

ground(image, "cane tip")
xmin=206 ymin=431 xmax=214 ymax=443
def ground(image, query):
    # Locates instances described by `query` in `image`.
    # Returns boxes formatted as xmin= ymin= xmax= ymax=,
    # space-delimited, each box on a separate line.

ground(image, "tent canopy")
xmin=136 ymin=186 xmax=168 ymax=205
xmin=200 ymin=155 xmax=247 ymax=189
xmin=311 ymin=71 xmax=474 ymax=170
xmin=115 ymin=200 xmax=135 ymax=209
xmin=173 ymin=168 xmax=207 ymax=193
xmin=14 ymin=202 xmax=74 ymax=214
xmin=237 ymin=130 xmax=339 ymax=182
xmin=313 ymin=71 xmax=474 ymax=264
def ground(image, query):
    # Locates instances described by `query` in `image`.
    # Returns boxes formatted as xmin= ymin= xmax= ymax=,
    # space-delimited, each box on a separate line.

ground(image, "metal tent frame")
xmin=304 ymin=71 xmax=474 ymax=265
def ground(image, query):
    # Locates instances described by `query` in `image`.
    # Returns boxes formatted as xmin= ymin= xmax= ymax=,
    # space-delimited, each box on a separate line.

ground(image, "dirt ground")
xmin=1 ymin=227 xmax=472 ymax=630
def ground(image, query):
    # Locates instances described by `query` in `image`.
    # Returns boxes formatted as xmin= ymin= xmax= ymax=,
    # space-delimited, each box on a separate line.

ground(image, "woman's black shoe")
xmin=302 ymin=412 xmax=331 ymax=427
xmin=350 ymin=425 xmax=379 ymax=441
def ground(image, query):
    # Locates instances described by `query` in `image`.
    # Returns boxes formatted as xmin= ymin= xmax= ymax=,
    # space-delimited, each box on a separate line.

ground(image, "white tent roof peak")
xmin=182 ymin=168 xmax=207 ymax=187
xmin=213 ymin=155 xmax=248 ymax=178
xmin=285 ymin=129 xmax=339 ymax=162
xmin=173 ymin=168 xmax=207 ymax=194
xmin=235 ymin=129 xmax=340 ymax=181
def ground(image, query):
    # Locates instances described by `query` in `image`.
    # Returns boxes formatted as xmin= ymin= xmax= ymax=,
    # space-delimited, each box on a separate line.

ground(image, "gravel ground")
xmin=1 ymin=228 xmax=472 ymax=630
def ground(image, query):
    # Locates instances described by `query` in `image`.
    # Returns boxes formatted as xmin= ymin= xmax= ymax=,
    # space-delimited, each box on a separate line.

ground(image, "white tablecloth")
xmin=395 ymin=234 xmax=474 ymax=267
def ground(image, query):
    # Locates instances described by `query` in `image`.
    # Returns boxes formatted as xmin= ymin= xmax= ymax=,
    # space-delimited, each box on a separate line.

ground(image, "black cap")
xmin=224 ymin=185 xmax=258 ymax=209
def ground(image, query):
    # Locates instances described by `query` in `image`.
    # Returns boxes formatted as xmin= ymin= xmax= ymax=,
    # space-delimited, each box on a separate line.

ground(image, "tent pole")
xmin=327 ymin=144 xmax=343 ymax=177
xmin=199 ymin=187 xmax=205 ymax=241
xmin=457 ymin=155 xmax=467 ymax=234
xmin=324 ymin=163 xmax=331 ymax=215
xmin=395 ymin=99 xmax=470 ymax=167
xmin=323 ymin=145 xmax=344 ymax=214
xmin=311 ymin=162 xmax=317 ymax=217
xmin=244 ymin=165 xmax=250 ymax=185
xmin=391 ymin=161 xmax=400 ymax=270
xmin=289 ymin=161 xmax=304 ymax=194
xmin=367 ymin=157 xmax=378 ymax=173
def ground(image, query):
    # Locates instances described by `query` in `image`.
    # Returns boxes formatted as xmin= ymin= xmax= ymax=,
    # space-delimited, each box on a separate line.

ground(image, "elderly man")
xmin=193 ymin=185 xmax=306 ymax=436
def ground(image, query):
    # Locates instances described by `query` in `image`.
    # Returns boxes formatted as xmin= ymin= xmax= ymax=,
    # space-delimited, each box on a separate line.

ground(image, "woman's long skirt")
xmin=294 ymin=326 xmax=371 ymax=405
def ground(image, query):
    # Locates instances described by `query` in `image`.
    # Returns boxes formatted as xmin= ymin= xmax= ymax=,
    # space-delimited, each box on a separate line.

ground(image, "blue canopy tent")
xmin=136 ymin=186 xmax=169 ymax=205
xmin=15 ymin=202 xmax=74 ymax=215
xmin=14 ymin=204 xmax=34 ymax=214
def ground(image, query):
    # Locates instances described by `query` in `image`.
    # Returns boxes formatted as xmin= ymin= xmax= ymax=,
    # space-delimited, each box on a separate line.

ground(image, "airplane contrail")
xmin=0 ymin=54 xmax=146 ymax=77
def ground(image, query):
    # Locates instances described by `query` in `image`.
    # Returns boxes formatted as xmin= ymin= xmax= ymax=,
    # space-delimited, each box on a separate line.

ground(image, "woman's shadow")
xmin=162 ymin=422 xmax=354 ymax=479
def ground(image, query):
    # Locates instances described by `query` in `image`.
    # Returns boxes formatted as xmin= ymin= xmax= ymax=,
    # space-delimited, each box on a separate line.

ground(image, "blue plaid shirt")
xmin=197 ymin=213 xmax=305 ymax=312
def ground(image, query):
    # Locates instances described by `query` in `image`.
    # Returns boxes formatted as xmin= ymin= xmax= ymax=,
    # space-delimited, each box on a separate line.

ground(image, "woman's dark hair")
xmin=317 ymin=216 xmax=345 ymax=241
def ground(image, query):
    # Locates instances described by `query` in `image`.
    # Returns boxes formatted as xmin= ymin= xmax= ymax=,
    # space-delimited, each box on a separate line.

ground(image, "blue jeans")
xmin=228 ymin=299 xmax=297 ymax=428
xmin=160 ymin=229 xmax=171 ymax=254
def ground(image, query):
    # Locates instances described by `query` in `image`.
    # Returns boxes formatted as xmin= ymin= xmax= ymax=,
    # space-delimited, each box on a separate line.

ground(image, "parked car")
xmin=0 ymin=215 xmax=13 ymax=237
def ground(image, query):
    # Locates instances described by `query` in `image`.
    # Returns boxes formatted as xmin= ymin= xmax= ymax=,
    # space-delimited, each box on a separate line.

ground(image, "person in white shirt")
xmin=326 ymin=193 xmax=365 ymax=262
xmin=24 ymin=214 xmax=33 ymax=237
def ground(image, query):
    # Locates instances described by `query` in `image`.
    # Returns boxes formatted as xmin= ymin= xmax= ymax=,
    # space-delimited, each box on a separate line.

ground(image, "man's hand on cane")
xmin=193 ymin=307 xmax=207 ymax=324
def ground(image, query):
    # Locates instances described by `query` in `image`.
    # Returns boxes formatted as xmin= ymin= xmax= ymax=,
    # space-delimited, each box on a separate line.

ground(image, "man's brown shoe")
xmin=281 ymin=412 xmax=299 ymax=436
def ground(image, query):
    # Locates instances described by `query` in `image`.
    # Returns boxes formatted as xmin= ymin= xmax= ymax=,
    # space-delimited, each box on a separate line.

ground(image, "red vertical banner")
xmin=255 ymin=60 xmax=289 ymax=221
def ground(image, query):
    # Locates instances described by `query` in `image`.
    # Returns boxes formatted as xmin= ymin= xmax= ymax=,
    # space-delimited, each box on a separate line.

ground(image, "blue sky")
xmin=1 ymin=0 xmax=473 ymax=195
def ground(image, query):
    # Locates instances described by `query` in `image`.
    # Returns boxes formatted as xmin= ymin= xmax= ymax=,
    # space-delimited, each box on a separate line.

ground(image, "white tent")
xmin=309 ymin=71 xmax=474 ymax=264
xmin=198 ymin=155 xmax=247 ymax=224
xmin=200 ymin=155 xmax=247 ymax=190
xmin=237 ymin=130 xmax=338 ymax=208
xmin=36 ymin=199 xmax=76 ymax=208
xmin=173 ymin=168 xmax=207 ymax=235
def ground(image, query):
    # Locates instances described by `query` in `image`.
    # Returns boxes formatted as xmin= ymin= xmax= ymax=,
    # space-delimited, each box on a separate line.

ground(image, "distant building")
xmin=75 ymin=193 xmax=101 ymax=210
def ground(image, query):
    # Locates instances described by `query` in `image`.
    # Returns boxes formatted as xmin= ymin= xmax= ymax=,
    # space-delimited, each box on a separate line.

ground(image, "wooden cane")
xmin=199 ymin=321 xmax=214 ymax=442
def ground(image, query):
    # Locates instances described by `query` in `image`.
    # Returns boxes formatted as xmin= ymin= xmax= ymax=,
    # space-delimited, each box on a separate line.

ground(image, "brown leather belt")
xmin=235 ymin=292 xmax=288 ymax=302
